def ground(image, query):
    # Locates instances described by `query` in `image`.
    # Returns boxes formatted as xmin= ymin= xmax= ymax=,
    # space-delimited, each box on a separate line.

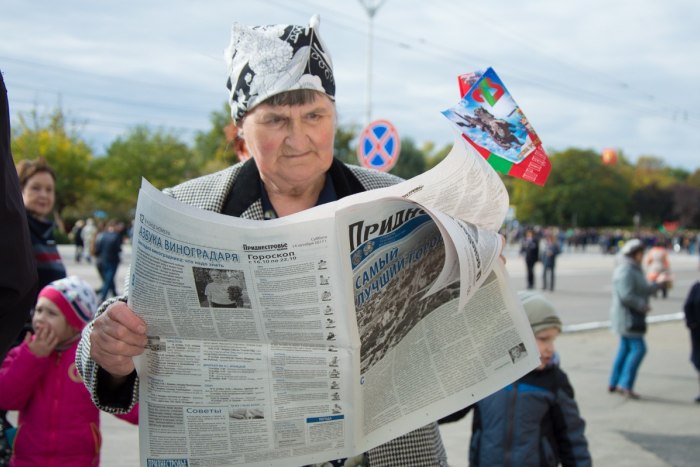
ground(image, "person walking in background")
xmin=683 ymin=278 xmax=700 ymax=403
xmin=608 ymin=238 xmax=668 ymax=399
xmin=93 ymin=219 xmax=122 ymax=302
xmin=541 ymin=233 xmax=560 ymax=292
xmin=69 ymin=219 xmax=85 ymax=263
xmin=520 ymin=228 xmax=540 ymax=289
xmin=80 ymin=218 xmax=97 ymax=264
xmin=0 ymin=276 xmax=138 ymax=466
xmin=644 ymin=236 xmax=671 ymax=299
xmin=439 ymin=291 xmax=591 ymax=466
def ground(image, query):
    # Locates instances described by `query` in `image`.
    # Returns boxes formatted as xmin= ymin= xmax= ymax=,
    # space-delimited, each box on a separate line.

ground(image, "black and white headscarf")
xmin=225 ymin=14 xmax=336 ymax=124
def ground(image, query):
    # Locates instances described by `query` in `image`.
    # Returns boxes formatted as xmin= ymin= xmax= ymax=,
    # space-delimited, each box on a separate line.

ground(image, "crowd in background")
xmin=505 ymin=223 xmax=700 ymax=256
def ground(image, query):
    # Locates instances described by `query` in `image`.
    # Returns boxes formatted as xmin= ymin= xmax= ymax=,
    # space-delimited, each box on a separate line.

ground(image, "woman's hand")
xmin=90 ymin=301 xmax=148 ymax=380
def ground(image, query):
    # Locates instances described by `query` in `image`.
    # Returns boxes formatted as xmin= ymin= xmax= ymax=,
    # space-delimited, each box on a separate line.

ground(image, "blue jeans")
xmin=609 ymin=336 xmax=646 ymax=390
xmin=99 ymin=261 xmax=119 ymax=302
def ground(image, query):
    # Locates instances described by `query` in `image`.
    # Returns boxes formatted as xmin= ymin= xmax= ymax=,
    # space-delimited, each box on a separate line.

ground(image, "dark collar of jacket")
xmin=26 ymin=213 xmax=56 ymax=241
xmin=221 ymin=157 xmax=366 ymax=218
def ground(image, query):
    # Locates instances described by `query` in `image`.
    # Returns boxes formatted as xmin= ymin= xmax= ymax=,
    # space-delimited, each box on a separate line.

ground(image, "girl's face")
xmin=22 ymin=171 xmax=55 ymax=219
xmin=32 ymin=296 xmax=77 ymax=345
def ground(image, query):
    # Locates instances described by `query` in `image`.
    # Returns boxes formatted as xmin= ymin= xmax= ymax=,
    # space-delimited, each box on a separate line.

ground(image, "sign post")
xmin=356 ymin=119 xmax=401 ymax=172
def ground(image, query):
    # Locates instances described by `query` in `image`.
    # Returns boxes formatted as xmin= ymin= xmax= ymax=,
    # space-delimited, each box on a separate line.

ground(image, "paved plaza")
xmin=57 ymin=244 xmax=700 ymax=466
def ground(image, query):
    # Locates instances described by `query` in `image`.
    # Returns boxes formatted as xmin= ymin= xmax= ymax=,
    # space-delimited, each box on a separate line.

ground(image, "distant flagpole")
xmin=357 ymin=0 xmax=387 ymax=125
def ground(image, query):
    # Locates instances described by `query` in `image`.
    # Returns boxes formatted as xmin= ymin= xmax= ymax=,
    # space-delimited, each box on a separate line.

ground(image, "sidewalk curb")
xmin=562 ymin=312 xmax=685 ymax=333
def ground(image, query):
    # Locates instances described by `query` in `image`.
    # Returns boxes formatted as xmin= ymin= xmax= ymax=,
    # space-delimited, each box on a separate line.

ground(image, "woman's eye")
xmin=265 ymin=116 xmax=286 ymax=126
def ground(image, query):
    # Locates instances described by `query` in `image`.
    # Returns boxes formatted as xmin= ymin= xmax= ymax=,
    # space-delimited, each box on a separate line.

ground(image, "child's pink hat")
xmin=38 ymin=276 xmax=97 ymax=331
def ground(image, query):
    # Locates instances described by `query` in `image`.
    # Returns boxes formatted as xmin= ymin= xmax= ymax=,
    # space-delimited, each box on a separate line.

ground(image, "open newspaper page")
xmin=128 ymin=135 xmax=538 ymax=466
xmin=333 ymin=197 xmax=538 ymax=453
xmin=130 ymin=183 xmax=361 ymax=467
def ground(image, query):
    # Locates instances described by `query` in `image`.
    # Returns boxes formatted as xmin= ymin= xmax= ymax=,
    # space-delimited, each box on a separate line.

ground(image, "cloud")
xmin=2 ymin=0 xmax=698 ymax=171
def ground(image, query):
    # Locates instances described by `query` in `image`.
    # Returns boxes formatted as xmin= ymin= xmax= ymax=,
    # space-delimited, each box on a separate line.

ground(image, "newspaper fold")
xmin=130 ymin=133 xmax=539 ymax=467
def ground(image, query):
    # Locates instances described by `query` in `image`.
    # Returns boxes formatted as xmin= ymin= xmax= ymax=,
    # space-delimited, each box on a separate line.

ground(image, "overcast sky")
xmin=2 ymin=0 xmax=698 ymax=172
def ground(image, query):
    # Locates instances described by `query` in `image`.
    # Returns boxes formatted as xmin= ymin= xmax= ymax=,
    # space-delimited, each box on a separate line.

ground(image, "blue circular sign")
xmin=357 ymin=119 xmax=401 ymax=172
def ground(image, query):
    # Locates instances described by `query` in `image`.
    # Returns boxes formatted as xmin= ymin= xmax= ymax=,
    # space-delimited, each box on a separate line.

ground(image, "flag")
xmin=443 ymin=67 xmax=551 ymax=186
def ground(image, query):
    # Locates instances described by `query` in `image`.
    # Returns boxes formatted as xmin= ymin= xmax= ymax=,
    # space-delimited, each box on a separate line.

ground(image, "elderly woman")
xmin=77 ymin=15 xmax=447 ymax=466
xmin=608 ymin=238 xmax=666 ymax=399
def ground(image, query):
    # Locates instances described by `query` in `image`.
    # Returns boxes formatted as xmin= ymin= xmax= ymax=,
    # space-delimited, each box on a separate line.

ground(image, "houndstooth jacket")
xmin=76 ymin=159 xmax=449 ymax=466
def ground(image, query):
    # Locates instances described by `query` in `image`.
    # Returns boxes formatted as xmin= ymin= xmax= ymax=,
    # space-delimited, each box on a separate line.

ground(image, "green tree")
xmin=95 ymin=126 xmax=197 ymax=219
xmin=12 ymin=107 xmax=95 ymax=220
xmin=631 ymin=156 xmax=677 ymax=190
xmin=687 ymin=169 xmax=700 ymax=189
xmin=673 ymin=184 xmax=700 ymax=228
xmin=193 ymin=103 xmax=238 ymax=174
xmin=630 ymin=183 xmax=674 ymax=227
xmin=510 ymin=148 xmax=632 ymax=227
xmin=334 ymin=123 xmax=360 ymax=165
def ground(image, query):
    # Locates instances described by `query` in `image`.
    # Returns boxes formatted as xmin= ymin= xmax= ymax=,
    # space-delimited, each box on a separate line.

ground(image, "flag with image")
xmin=442 ymin=67 xmax=551 ymax=186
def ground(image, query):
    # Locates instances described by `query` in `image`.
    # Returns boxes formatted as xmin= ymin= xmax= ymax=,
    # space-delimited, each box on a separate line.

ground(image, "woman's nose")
xmin=285 ymin=120 xmax=308 ymax=147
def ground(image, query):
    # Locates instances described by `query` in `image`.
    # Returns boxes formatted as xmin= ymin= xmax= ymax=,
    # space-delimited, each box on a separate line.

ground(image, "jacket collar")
xmin=221 ymin=158 xmax=365 ymax=218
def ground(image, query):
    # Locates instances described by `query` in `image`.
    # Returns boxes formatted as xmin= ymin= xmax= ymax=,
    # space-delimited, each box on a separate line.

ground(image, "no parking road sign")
xmin=357 ymin=119 xmax=401 ymax=172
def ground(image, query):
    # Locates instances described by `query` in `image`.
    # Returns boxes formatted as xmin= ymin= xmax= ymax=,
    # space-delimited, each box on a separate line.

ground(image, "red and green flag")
xmin=443 ymin=67 xmax=551 ymax=186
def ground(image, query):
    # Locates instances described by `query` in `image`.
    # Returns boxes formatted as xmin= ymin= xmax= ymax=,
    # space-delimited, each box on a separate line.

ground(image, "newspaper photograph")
xmin=129 ymin=134 xmax=540 ymax=466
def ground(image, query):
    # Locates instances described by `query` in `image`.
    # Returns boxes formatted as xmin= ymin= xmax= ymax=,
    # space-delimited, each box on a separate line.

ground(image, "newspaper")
xmin=130 ymin=133 xmax=540 ymax=467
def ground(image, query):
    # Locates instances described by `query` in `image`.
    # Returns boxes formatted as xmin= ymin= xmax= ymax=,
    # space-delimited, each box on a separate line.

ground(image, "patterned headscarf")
xmin=225 ymin=14 xmax=335 ymax=124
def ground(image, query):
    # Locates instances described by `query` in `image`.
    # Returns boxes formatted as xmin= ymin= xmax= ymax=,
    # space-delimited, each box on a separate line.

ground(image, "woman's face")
xmin=240 ymin=93 xmax=335 ymax=194
xmin=22 ymin=171 xmax=55 ymax=219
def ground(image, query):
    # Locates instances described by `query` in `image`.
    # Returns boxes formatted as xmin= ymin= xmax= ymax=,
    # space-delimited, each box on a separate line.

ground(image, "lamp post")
xmin=357 ymin=0 xmax=387 ymax=125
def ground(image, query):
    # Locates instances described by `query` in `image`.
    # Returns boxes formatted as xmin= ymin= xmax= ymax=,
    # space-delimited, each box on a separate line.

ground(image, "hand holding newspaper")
xmin=129 ymin=133 xmax=540 ymax=466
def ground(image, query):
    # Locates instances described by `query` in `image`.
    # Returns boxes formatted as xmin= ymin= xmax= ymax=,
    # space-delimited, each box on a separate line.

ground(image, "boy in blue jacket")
xmin=441 ymin=291 xmax=591 ymax=467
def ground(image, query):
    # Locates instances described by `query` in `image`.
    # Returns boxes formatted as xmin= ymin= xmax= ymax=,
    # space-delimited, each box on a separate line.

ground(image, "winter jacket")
xmin=610 ymin=256 xmax=657 ymax=337
xmin=27 ymin=214 xmax=67 ymax=295
xmin=0 ymin=337 xmax=138 ymax=466
xmin=469 ymin=363 xmax=591 ymax=467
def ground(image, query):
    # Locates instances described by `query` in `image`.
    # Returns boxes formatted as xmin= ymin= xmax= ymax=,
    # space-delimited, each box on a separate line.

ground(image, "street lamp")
xmin=357 ymin=0 xmax=387 ymax=125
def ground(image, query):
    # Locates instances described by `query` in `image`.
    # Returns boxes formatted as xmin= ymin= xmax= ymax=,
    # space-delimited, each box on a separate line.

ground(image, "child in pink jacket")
xmin=0 ymin=276 xmax=138 ymax=466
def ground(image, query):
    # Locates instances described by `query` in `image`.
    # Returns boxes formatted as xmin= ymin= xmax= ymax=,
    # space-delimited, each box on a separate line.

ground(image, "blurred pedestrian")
xmin=80 ymin=218 xmax=97 ymax=264
xmin=0 ymin=276 xmax=138 ymax=466
xmin=683 ymin=279 xmax=700 ymax=403
xmin=93 ymin=220 xmax=122 ymax=302
xmin=644 ymin=237 xmax=671 ymax=299
xmin=541 ymin=233 xmax=560 ymax=292
xmin=520 ymin=229 xmax=540 ymax=289
xmin=70 ymin=219 xmax=85 ymax=263
xmin=608 ymin=238 xmax=667 ymax=399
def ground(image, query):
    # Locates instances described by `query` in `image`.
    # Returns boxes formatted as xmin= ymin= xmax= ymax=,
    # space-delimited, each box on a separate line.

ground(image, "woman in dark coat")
xmin=683 ymin=279 xmax=700 ymax=403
